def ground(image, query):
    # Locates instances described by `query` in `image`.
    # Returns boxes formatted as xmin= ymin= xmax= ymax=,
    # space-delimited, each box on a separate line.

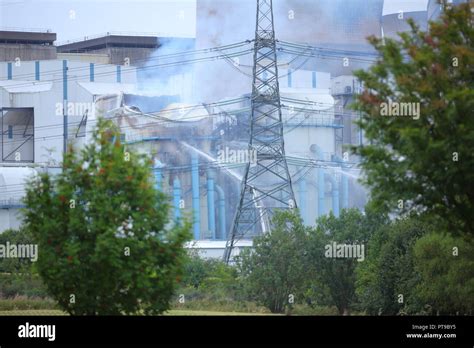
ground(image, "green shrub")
xmin=0 ymin=273 xmax=49 ymax=298
xmin=0 ymin=228 xmax=35 ymax=273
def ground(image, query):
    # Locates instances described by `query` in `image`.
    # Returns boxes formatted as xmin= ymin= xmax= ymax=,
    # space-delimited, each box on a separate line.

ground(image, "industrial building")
xmin=0 ymin=54 xmax=137 ymax=231
xmin=56 ymin=33 xmax=195 ymax=67
xmin=0 ymin=0 xmax=455 ymax=258
xmin=0 ymin=29 xmax=57 ymax=62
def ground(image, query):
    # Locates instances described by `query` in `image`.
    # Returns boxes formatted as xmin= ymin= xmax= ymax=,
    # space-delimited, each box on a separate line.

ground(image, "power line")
xmin=1 ymin=93 xmax=356 ymax=139
xmin=0 ymin=153 xmax=361 ymax=195
xmin=277 ymin=40 xmax=379 ymax=57
xmin=8 ymin=40 xmax=255 ymax=80
xmin=1 ymin=39 xmax=380 ymax=87
xmin=2 ymin=48 xmax=255 ymax=89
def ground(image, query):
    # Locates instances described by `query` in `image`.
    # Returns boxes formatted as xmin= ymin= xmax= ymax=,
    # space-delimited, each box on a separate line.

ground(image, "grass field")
xmin=0 ymin=309 xmax=279 ymax=316
xmin=0 ymin=310 xmax=66 ymax=316
xmin=167 ymin=309 xmax=279 ymax=316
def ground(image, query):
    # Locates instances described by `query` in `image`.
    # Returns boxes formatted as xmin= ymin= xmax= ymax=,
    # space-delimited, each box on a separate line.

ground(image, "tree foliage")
xmin=356 ymin=215 xmax=474 ymax=316
xmin=0 ymin=228 xmax=34 ymax=273
xmin=356 ymin=216 xmax=430 ymax=315
xmin=307 ymin=208 xmax=387 ymax=315
xmin=238 ymin=208 xmax=388 ymax=315
xmin=180 ymin=252 xmax=240 ymax=300
xmin=237 ymin=210 xmax=309 ymax=313
xmin=413 ymin=232 xmax=474 ymax=314
xmin=352 ymin=3 xmax=474 ymax=236
xmin=0 ymin=228 xmax=48 ymax=298
xmin=22 ymin=119 xmax=191 ymax=315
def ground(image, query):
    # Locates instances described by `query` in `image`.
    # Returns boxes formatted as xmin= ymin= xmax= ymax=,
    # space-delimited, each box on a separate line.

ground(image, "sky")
xmin=0 ymin=0 xmax=196 ymax=42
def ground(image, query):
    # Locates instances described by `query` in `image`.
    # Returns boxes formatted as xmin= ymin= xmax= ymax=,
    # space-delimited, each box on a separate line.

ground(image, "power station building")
xmin=0 ymin=0 xmax=458 ymax=257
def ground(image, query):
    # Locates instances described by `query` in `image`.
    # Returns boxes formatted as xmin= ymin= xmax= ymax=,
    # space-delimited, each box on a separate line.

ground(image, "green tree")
xmin=307 ymin=208 xmax=386 ymax=315
xmin=237 ymin=210 xmax=309 ymax=313
xmin=413 ymin=232 xmax=474 ymax=315
xmin=352 ymin=3 xmax=474 ymax=236
xmin=0 ymin=228 xmax=34 ymax=273
xmin=0 ymin=228 xmax=48 ymax=298
xmin=181 ymin=252 xmax=210 ymax=289
xmin=356 ymin=216 xmax=430 ymax=315
xmin=22 ymin=119 xmax=191 ymax=315
xmin=181 ymin=252 xmax=240 ymax=300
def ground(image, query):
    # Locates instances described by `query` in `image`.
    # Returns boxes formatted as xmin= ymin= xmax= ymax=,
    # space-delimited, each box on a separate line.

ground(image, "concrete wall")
xmin=57 ymin=52 xmax=110 ymax=64
xmin=80 ymin=47 xmax=155 ymax=66
xmin=0 ymin=44 xmax=57 ymax=62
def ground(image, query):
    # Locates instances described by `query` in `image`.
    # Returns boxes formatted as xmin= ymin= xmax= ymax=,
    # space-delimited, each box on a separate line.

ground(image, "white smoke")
xmin=140 ymin=0 xmax=384 ymax=104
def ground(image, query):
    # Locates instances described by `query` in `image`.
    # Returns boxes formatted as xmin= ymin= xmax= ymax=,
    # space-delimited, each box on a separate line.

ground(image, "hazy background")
xmin=0 ymin=0 xmax=197 ymax=41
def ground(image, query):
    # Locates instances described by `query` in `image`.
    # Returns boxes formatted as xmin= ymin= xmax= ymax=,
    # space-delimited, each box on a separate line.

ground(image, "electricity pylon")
xmin=224 ymin=0 xmax=296 ymax=263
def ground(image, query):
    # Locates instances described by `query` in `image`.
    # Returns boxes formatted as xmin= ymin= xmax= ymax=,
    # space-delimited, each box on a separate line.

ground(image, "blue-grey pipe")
xmin=311 ymin=144 xmax=326 ymax=218
xmin=35 ymin=61 xmax=40 ymax=81
xmin=191 ymin=153 xmax=200 ymax=240
xmin=215 ymin=184 xmax=226 ymax=240
xmin=334 ymin=155 xmax=349 ymax=210
xmin=173 ymin=177 xmax=181 ymax=221
xmin=342 ymin=173 xmax=348 ymax=210
xmin=207 ymin=169 xmax=216 ymax=240
xmin=318 ymin=168 xmax=325 ymax=217
xmin=153 ymin=161 xmax=163 ymax=190
xmin=63 ymin=60 xmax=68 ymax=155
xmin=326 ymin=173 xmax=340 ymax=217
xmin=7 ymin=62 xmax=12 ymax=80
xmin=298 ymin=176 xmax=308 ymax=225
xmin=154 ymin=168 xmax=162 ymax=190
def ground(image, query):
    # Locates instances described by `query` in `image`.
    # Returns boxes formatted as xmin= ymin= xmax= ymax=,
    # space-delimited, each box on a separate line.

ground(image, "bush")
xmin=178 ymin=252 xmax=244 ymax=303
xmin=0 ymin=228 xmax=49 ymax=299
xmin=0 ymin=273 xmax=49 ymax=299
xmin=0 ymin=228 xmax=35 ymax=273
xmin=22 ymin=119 xmax=191 ymax=315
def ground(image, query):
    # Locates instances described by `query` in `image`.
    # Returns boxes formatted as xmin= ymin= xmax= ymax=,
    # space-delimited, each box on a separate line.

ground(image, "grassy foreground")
xmin=0 ymin=309 xmax=280 ymax=316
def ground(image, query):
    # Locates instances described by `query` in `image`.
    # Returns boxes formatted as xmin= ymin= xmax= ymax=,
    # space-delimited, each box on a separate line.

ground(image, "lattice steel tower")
xmin=224 ymin=0 xmax=297 ymax=262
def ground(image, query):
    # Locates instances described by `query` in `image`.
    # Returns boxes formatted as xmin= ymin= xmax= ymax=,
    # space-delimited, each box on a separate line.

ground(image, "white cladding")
xmin=382 ymin=0 xmax=429 ymax=16
xmin=0 ymin=60 xmax=137 ymax=165
xmin=0 ymin=167 xmax=37 ymax=232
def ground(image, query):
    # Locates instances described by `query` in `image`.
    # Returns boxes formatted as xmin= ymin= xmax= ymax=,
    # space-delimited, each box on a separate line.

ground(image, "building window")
xmin=312 ymin=71 xmax=317 ymax=88
xmin=1 ymin=108 xmax=34 ymax=163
